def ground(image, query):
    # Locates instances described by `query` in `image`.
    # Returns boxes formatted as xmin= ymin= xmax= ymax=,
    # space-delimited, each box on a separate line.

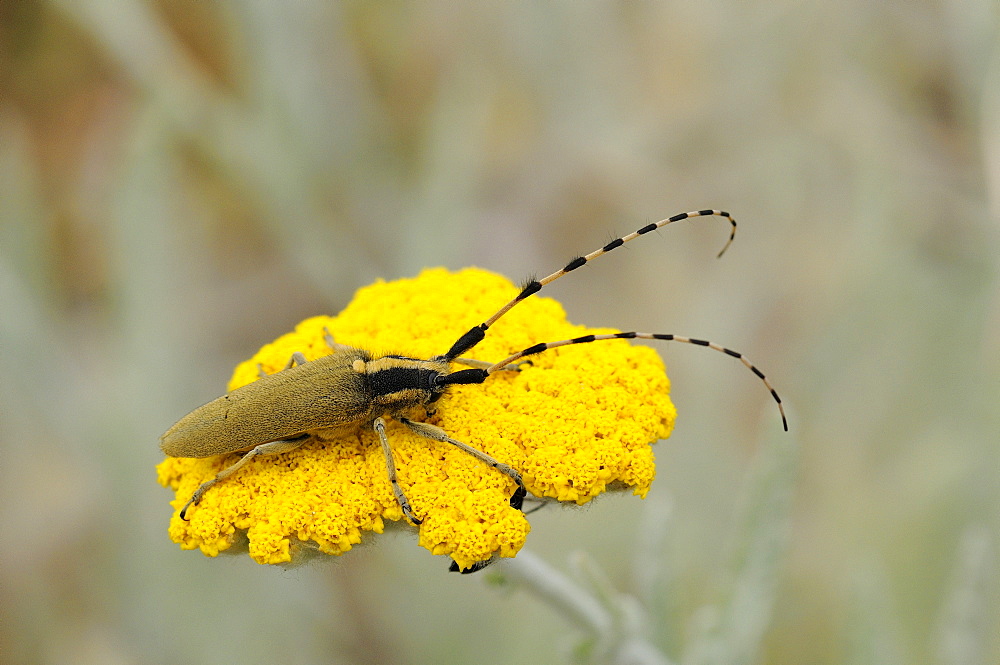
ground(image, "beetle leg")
xmin=322 ymin=326 xmax=353 ymax=352
xmin=395 ymin=416 xmax=527 ymax=511
xmin=373 ymin=417 xmax=422 ymax=526
xmin=451 ymin=357 xmax=531 ymax=372
xmin=179 ymin=435 xmax=309 ymax=520
xmin=258 ymin=352 xmax=309 ymax=378
xmin=283 ymin=352 xmax=308 ymax=370
xmin=449 ymin=555 xmax=498 ymax=574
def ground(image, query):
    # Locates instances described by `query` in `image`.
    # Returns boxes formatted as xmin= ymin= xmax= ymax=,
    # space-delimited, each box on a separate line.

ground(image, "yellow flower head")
xmin=157 ymin=267 xmax=675 ymax=571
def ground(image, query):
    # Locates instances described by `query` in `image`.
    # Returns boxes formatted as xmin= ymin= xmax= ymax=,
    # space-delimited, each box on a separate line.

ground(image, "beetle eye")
xmin=429 ymin=372 xmax=443 ymax=389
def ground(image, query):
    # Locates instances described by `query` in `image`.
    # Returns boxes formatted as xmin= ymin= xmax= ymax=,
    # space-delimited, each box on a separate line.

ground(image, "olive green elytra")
xmin=161 ymin=350 xmax=373 ymax=458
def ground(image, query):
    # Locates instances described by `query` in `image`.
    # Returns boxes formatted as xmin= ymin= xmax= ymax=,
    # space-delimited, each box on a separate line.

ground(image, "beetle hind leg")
xmin=449 ymin=555 xmax=498 ymax=574
xmin=179 ymin=435 xmax=309 ymax=520
xmin=322 ymin=326 xmax=353 ymax=352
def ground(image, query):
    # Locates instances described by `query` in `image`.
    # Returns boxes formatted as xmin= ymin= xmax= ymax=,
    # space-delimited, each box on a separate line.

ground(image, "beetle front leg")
xmin=179 ymin=435 xmax=309 ymax=520
xmin=373 ymin=417 xmax=422 ymax=526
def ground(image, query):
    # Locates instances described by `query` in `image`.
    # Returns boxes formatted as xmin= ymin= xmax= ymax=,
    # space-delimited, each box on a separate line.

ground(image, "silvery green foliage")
xmin=499 ymin=423 xmax=797 ymax=665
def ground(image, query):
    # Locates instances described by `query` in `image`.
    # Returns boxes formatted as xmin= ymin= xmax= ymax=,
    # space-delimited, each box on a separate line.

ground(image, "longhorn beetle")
xmin=161 ymin=210 xmax=787 ymax=565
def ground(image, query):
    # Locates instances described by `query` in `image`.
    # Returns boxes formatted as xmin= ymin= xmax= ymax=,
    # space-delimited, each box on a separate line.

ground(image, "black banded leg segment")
xmin=395 ymin=417 xmax=527 ymax=510
xmin=179 ymin=435 xmax=310 ymax=520
xmin=442 ymin=211 xmax=736 ymax=360
xmin=484 ymin=332 xmax=788 ymax=431
xmin=373 ymin=417 xmax=422 ymax=525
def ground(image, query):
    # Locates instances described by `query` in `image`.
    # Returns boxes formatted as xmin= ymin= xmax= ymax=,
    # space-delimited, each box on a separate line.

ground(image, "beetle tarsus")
xmin=179 ymin=495 xmax=201 ymax=521
xmin=449 ymin=555 xmax=497 ymax=574
xmin=510 ymin=484 xmax=526 ymax=510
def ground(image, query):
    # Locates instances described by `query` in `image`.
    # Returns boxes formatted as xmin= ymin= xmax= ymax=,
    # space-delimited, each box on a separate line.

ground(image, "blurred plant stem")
xmin=933 ymin=527 xmax=992 ymax=665
xmin=493 ymin=424 xmax=796 ymax=665
xmin=498 ymin=549 xmax=673 ymax=665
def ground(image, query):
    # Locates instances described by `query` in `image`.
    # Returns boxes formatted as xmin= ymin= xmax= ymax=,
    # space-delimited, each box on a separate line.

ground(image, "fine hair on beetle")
xmin=160 ymin=210 xmax=787 ymax=573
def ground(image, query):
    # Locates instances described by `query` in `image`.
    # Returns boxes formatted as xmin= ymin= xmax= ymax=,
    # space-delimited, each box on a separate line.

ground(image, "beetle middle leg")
xmin=258 ymin=352 xmax=309 ymax=378
xmin=395 ymin=416 xmax=527 ymax=510
xmin=179 ymin=435 xmax=309 ymax=520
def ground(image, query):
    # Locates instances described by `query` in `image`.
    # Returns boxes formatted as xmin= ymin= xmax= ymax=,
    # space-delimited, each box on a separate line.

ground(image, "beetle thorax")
xmin=364 ymin=355 xmax=451 ymax=414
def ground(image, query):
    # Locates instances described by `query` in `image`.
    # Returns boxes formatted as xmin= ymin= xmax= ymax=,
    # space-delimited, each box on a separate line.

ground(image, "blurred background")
xmin=1 ymin=1 xmax=998 ymax=663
